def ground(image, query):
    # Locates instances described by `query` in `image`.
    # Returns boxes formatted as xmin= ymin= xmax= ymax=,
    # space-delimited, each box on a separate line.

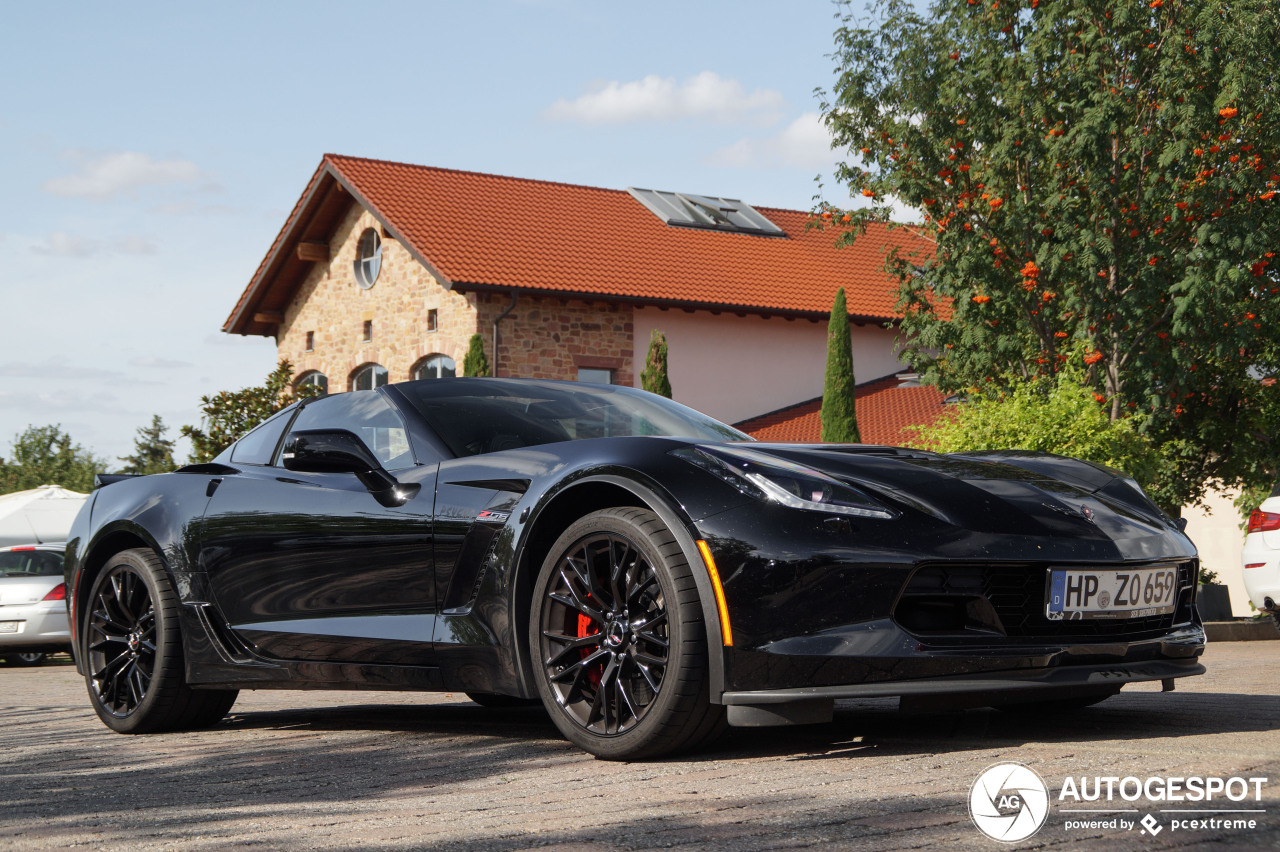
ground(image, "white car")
xmin=0 ymin=544 xmax=70 ymax=666
xmin=1242 ymin=498 xmax=1280 ymax=625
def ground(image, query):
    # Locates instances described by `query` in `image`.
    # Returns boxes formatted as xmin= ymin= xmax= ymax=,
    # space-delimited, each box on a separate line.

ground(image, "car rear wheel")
xmin=83 ymin=548 xmax=238 ymax=734
xmin=4 ymin=652 xmax=48 ymax=667
xmin=531 ymin=507 xmax=724 ymax=760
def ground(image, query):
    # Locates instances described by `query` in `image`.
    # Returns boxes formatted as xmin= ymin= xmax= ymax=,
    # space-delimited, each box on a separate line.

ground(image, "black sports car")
xmin=64 ymin=378 xmax=1205 ymax=759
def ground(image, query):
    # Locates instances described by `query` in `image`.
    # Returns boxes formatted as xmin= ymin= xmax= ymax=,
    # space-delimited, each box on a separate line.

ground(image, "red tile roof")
xmin=226 ymin=155 xmax=933 ymax=335
xmin=736 ymin=376 xmax=952 ymax=446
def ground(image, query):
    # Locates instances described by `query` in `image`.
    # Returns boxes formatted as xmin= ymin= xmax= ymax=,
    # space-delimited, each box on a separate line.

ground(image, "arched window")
xmin=296 ymin=371 xmax=328 ymax=395
xmin=350 ymin=363 xmax=388 ymax=391
xmin=413 ymin=354 xmax=456 ymax=380
xmin=353 ymin=228 xmax=382 ymax=289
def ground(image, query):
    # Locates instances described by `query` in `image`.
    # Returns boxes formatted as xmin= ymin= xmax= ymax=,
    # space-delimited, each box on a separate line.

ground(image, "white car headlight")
xmin=673 ymin=446 xmax=898 ymax=520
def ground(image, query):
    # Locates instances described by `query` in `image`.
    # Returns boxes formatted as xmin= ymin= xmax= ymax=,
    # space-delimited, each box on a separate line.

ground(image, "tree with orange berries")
xmin=822 ymin=0 xmax=1280 ymax=506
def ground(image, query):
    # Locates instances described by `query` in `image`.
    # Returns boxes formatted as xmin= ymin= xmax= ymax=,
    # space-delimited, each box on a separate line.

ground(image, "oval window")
xmin=354 ymin=228 xmax=382 ymax=289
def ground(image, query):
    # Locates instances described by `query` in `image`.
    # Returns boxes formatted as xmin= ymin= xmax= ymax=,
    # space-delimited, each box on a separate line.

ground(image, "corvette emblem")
xmin=476 ymin=510 xmax=510 ymax=523
xmin=1081 ymin=506 xmax=1095 ymax=523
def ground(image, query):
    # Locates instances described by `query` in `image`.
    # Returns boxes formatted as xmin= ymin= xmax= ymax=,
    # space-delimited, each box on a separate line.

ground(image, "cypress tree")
xmin=640 ymin=330 xmax=672 ymax=398
xmin=462 ymin=334 xmax=490 ymax=377
xmin=820 ymin=288 xmax=861 ymax=443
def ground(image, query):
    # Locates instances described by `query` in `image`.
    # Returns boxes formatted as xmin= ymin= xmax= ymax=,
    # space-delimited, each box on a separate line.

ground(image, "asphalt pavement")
xmin=1 ymin=641 xmax=1277 ymax=851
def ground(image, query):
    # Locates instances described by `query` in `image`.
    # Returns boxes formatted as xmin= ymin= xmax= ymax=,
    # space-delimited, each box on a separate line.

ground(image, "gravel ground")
xmin=1 ymin=642 xmax=1277 ymax=851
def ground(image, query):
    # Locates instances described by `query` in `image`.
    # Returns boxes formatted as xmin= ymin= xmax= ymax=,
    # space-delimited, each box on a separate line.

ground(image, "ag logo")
xmin=969 ymin=762 xmax=1050 ymax=842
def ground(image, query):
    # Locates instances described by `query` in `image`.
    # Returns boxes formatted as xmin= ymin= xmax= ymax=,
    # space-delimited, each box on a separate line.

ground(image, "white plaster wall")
xmin=1182 ymin=485 xmax=1253 ymax=617
xmin=632 ymin=307 xmax=906 ymax=425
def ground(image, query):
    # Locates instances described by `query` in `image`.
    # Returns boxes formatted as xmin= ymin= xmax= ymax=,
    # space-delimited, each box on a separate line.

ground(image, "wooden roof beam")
xmin=297 ymin=242 xmax=330 ymax=262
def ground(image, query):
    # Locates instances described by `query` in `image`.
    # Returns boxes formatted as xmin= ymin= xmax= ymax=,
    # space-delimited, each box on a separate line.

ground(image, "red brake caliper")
xmin=577 ymin=607 xmax=602 ymax=687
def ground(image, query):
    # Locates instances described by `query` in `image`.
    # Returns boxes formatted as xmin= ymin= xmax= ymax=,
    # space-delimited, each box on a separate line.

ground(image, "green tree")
xmin=0 ymin=425 xmax=104 ymax=494
xmin=822 ymin=0 xmax=1280 ymax=506
xmin=640 ymin=329 xmax=673 ymax=398
xmin=821 ymin=287 xmax=861 ymax=443
xmin=462 ymin=334 xmax=491 ymax=377
xmin=118 ymin=415 xmax=176 ymax=476
xmin=911 ymin=367 xmax=1176 ymax=509
xmin=181 ymin=361 xmax=319 ymax=463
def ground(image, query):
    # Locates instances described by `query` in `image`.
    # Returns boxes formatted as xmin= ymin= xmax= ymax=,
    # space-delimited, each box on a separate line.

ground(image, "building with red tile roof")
xmin=735 ymin=376 xmax=952 ymax=445
xmin=226 ymin=154 xmax=936 ymax=433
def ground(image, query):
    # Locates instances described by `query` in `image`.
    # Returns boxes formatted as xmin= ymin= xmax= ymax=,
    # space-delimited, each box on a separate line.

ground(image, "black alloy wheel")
xmin=87 ymin=562 xmax=157 ymax=717
xmin=531 ymin=507 xmax=724 ymax=760
xmin=83 ymin=549 xmax=237 ymax=734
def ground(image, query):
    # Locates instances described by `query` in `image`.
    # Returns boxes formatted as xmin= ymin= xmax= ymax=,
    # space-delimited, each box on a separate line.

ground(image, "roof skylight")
xmin=628 ymin=188 xmax=785 ymax=237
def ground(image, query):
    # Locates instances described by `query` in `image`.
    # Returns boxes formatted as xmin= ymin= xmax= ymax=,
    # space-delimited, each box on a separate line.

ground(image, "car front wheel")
xmin=83 ymin=548 xmax=238 ymax=734
xmin=531 ymin=507 xmax=724 ymax=760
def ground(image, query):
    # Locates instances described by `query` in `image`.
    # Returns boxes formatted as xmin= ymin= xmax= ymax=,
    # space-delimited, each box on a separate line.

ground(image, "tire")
xmin=82 ymin=548 xmax=238 ymax=734
xmin=4 ymin=652 xmax=47 ymax=667
xmin=530 ymin=507 xmax=724 ymax=760
xmin=465 ymin=692 xmax=542 ymax=709
xmin=992 ymin=686 xmax=1119 ymax=715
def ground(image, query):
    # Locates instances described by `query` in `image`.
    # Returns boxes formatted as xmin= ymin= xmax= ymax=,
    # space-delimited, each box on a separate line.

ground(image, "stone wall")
xmin=277 ymin=204 xmax=478 ymax=389
xmin=475 ymin=293 xmax=635 ymax=385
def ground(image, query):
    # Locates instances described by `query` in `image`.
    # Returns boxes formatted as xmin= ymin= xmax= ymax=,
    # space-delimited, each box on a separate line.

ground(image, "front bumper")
xmin=0 ymin=601 xmax=72 ymax=653
xmin=720 ymin=624 xmax=1205 ymax=725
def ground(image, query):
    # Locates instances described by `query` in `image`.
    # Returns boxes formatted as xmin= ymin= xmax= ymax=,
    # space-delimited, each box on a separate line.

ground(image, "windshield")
xmin=398 ymin=378 xmax=751 ymax=458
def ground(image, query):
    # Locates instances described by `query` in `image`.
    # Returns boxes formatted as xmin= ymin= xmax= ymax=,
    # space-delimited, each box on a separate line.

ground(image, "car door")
xmin=200 ymin=390 xmax=439 ymax=665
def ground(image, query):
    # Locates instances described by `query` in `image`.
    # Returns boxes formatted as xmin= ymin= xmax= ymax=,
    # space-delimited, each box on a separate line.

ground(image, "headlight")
xmin=673 ymin=446 xmax=898 ymax=520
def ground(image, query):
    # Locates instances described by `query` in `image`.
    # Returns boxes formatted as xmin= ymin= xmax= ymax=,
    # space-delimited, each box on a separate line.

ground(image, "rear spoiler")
xmin=94 ymin=473 xmax=142 ymax=489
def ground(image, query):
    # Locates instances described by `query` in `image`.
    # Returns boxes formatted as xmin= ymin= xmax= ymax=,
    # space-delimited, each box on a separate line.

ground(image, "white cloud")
xmin=712 ymin=112 xmax=839 ymax=171
xmin=119 ymin=235 xmax=158 ymax=255
xmin=148 ymin=201 xmax=237 ymax=216
xmin=31 ymin=231 xmax=101 ymax=258
xmin=0 ymin=389 xmax=122 ymax=418
xmin=0 ymin=359 xmax=125 ymax=382
xmin=42 ymin=151 xmax=203 ymax=200
xmin=29 ymin=231 xmax=159 ymax=258
xmin=129 ymin=356 xmax=192 ymax=369
xmin=545 ymin=71 xmax=784 ymax=125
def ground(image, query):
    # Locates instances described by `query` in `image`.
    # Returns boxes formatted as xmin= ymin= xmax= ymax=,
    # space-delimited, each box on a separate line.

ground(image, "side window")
xmin=230 ymin=408 xmax=297 ymax=465
xmin=285 ymin=391 xmax=415 ymax=470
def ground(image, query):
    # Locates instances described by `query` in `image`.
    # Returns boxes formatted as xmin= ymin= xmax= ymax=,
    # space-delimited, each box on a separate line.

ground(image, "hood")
xmin=725 ymin=443 xmax=1186 ymax=557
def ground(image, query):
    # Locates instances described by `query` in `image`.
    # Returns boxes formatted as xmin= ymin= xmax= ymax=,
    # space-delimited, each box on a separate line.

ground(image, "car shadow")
xmin=213 ymin=686 xmax=1280 ymax=763
xmin=222 ymin=698 xmax=560 ymax=739
xmin=706 ymin=689 xmax=1280 ymax=761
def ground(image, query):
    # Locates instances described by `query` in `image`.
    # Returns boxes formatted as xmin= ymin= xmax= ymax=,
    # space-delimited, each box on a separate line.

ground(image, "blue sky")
xmin=0 ymin=0 xmax=875 ymax=464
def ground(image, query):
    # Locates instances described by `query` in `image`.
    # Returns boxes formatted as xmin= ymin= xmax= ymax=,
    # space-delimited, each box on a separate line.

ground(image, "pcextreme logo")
xmin=968 ymin=764 xmax=1270 ymax=842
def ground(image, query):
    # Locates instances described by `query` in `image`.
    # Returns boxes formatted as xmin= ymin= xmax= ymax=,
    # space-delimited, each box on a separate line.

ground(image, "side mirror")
xmin=282 ymin=429 xmax=419 ymax=507
xmin=283 ymin=428 xmax=381 ymax=474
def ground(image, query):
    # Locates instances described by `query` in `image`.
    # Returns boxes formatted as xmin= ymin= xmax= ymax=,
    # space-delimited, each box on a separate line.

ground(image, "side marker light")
xmin=695 ymin=540 xmax=733 ymax=647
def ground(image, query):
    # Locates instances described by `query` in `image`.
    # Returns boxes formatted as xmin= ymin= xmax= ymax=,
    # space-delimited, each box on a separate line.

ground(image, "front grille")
xmin=897 ymin=561 xmax=1197 ymax=641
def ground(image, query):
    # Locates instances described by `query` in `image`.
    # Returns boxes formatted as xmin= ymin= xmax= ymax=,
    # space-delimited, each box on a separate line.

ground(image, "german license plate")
xmin=0 ymin=621 xmax=19 ymax=634
xmin=1046 ymin=567 xmax=1178 ymax=620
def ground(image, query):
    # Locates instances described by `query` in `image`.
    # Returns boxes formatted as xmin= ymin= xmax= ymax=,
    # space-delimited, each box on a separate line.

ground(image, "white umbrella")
xmin=0 ymin=485 xmax=89 ymax=547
